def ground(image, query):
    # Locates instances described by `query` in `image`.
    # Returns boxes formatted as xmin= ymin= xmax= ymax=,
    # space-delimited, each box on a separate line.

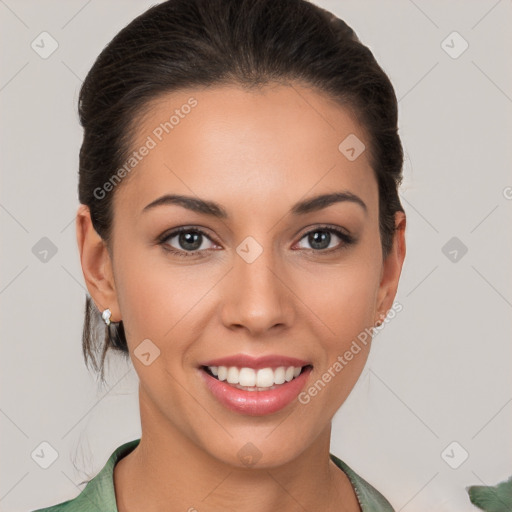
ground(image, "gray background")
xmin=1 ymin=1 xmax=511 ymax=511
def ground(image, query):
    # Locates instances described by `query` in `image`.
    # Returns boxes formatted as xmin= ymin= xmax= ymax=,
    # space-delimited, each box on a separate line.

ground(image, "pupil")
xmin=180 ymin=232 xmax=201 ymax=251
xmin=310 ymin=230 xmax=330 ymax=250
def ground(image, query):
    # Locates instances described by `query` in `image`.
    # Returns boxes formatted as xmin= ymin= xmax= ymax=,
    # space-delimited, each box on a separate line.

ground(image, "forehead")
xmin=113 ymin=83 xmax=377 ymax=220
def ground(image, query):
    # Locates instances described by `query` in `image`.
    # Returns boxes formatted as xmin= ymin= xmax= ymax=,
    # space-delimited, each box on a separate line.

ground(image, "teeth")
xmin=207 ymin=365 xmax=304 ymax=388
xmin=227 ymin=367 xmax=239 ymax=384
xmin=274 ymin=367 xmax=286 ymax=385
xmin=256 ymin=368 xmax=274 ymax=388
xmin=217 ymin=366 xmax=227 ymax=381
xmin=239 ymin=367 xmax=256 ymax=387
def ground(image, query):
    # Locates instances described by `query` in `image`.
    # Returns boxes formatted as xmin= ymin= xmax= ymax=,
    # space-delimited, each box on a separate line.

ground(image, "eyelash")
xmin=157 ymin=225 xmax=355 ymax=259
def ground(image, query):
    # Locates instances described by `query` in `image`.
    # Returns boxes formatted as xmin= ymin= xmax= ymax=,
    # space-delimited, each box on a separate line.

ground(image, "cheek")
xmin=112 ymin=244 xmax=176 ymax=342
xmin=294 ymin=253 xmax=380 ymax=391
xmin=295 ymin=256 xmax=381 ymax=334
xmin=295 ymin=266 xmax=378 ymax=412
xmin=113 ymin=246 xmax=217 ymax=355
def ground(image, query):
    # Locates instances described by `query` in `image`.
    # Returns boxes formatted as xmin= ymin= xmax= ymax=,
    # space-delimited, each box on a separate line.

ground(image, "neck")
xmin=114 ymin=391 xmax=360 ymax=512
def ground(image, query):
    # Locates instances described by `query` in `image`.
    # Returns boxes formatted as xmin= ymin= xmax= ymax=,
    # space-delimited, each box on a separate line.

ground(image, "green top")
xmin=32 ymin=438 xmax=395 ymax=511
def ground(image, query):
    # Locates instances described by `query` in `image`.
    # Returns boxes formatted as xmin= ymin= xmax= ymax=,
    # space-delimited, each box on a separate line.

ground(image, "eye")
xmin=295 ymin=226 xmax=354 ymax=253
xmin=158 ymin=227 xmax=217 ymax=257
xmin=158 ymin=224 xmax=355 ymax=259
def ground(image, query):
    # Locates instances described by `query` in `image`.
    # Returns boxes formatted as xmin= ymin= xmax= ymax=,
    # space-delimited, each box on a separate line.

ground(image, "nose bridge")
xmin=222 ymin=234 xmax=293 ymax=333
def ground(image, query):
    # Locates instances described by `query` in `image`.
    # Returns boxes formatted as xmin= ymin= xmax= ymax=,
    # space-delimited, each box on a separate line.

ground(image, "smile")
xmin=204 ymin=365 xmax=307 ymax=391
xmin=199 ymin=355 xmax=313 ymax=416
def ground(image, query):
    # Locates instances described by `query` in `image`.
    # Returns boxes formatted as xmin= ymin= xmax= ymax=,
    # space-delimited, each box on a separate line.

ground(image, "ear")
xmin=76 ymin=204 xmax=121 ymax=322
xmin=374 ymin=211 xmax=406 ymax=324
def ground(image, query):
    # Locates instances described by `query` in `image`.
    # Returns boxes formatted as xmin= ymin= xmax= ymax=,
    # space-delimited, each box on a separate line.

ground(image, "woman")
xmin=34 ymin=0 xmax=406 ymax=510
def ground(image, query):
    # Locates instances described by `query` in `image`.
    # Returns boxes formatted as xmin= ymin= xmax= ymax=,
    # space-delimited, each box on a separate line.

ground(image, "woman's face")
xmin=83 ymin=83 xmax=405 ymax=468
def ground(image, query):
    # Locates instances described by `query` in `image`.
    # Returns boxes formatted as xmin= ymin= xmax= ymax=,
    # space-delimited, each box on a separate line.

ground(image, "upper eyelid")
xmin=160 ymin=226 xmax=218 ymax=244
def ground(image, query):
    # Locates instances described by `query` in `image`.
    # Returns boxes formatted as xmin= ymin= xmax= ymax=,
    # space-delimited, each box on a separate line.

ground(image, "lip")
xmin=200 ymin=364 xmax=313 ymax=416
xmin=200 ymin=354 xmax=311 ymax=370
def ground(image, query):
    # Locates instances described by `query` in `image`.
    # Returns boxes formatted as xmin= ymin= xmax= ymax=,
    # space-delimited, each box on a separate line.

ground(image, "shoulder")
xmin=330 ymin=453 xmax=395 ymax=512
xmin=30 ymin=438 xmax=141 ymax=512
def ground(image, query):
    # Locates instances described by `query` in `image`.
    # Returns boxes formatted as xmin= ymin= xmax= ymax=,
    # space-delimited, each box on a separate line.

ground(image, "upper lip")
xmin=200 ymin=354 xmax=311 ymax=370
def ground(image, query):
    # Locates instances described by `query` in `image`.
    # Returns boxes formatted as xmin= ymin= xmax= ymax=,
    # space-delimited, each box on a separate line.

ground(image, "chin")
xmin=198 ymin=427 xmax=316 ymax=470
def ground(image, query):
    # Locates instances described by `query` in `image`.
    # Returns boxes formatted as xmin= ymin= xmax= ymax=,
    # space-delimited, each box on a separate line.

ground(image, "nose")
xmin=219 ymin=241 xmax=295 ymax=336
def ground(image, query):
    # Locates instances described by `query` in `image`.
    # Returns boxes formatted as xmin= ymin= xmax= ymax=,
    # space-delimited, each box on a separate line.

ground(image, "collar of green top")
xmin=32 ymin=438 xmax=395 ymax=512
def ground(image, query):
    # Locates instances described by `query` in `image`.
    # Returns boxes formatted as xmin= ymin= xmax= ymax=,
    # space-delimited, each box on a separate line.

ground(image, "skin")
xmin=76 ymin=82 xmax=406 ymax=512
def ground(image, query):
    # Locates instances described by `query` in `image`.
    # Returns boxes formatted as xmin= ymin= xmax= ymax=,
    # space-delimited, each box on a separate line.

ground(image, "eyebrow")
xmin=141 ymin=191 xmax=367 ymax=218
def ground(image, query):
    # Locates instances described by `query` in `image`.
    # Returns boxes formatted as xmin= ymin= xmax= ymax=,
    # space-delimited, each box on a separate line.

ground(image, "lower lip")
xmin=200 ymin=366 xmax=312 ymax=416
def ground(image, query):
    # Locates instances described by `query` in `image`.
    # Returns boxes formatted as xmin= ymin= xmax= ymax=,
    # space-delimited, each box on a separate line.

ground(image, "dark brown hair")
xmin=78 ymin=0 xmax=404 ymax=383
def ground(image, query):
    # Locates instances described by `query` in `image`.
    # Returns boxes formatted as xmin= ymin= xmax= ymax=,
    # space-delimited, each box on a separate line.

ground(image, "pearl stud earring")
xmin=102 ymin=308 xmax=112 ymax=326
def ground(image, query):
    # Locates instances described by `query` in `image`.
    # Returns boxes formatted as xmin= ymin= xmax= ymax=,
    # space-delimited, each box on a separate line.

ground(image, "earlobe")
xmin=374 ymin=211 xmax=406 ymax=324
xmin=75 ymin=204 xmax=121 ymax=321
